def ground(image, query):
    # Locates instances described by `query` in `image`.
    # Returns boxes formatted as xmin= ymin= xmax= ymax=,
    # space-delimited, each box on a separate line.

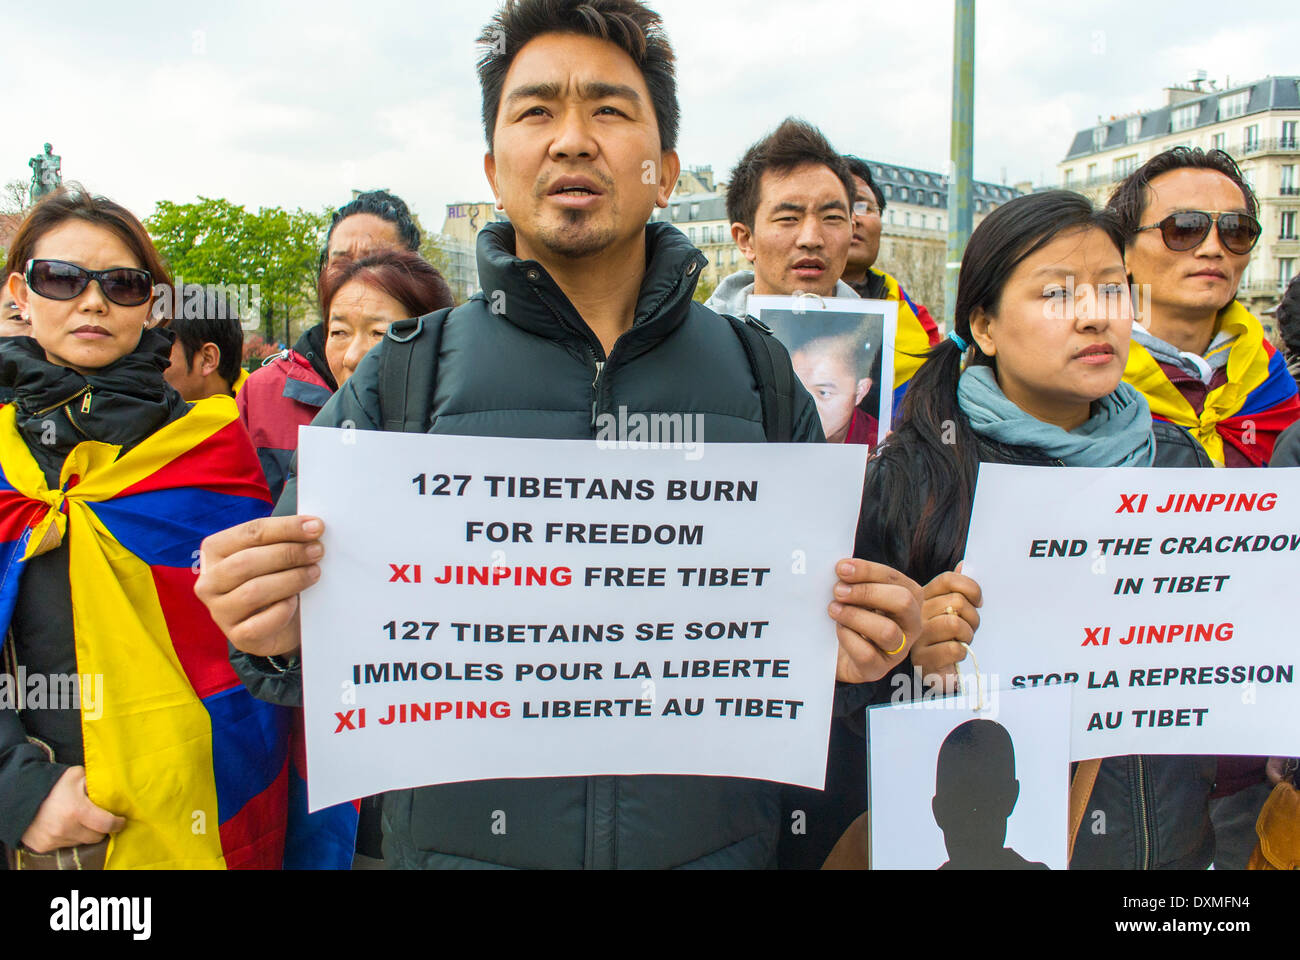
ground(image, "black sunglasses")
xmin=1136 ymin=211 xmax=1261 ymax=256
xmin=24 ymin=259 xmax=154 ymax=307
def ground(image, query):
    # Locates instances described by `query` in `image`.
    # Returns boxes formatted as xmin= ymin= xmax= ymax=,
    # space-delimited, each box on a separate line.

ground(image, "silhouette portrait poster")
xmin=746 ymin=296 xmax=898 ymax=451
xmin=866 ymin=684 xmax=1070 ymax=869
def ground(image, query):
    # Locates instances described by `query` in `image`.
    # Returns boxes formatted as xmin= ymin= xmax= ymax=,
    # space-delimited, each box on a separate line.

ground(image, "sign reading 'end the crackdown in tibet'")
xmin=962 ymin=463 xmax=1300 ymax=761
xmin=296 ymin=427 xmax=867 ymax=811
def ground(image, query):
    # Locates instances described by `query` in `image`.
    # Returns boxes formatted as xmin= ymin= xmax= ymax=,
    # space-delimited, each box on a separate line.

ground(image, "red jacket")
xmin=236 ymin=325 xmax=336 ymax=504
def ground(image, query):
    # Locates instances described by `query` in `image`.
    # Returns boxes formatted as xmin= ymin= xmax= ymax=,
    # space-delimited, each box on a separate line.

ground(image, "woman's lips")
xmin=1073 ymin=345 xmax=1116 ymax=365
xmin=71 ymin=325 xmax=111 ymax=339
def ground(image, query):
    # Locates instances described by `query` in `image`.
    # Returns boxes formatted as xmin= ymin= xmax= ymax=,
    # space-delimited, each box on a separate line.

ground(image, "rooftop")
xmin=1064 ymin=76 xmax=1300 ymax=161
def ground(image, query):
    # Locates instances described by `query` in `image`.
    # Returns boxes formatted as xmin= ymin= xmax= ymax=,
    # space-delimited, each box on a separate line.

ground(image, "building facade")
xmin=436 ymin=201 xmax=510 ymax=302
xmin=1058 ymin=75 xmax=1300 ymax=328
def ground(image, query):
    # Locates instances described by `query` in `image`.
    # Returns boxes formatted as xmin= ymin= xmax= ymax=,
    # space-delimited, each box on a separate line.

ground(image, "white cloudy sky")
xmin=5 ymin=0 xmax=1294 ymax=230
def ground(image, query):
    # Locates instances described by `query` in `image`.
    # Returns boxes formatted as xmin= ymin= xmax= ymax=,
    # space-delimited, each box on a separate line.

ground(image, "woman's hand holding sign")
xmin=829 ymin=559 xmax=924 ymax=684
xmin=911 ymin=564 xmax=983 ymax=692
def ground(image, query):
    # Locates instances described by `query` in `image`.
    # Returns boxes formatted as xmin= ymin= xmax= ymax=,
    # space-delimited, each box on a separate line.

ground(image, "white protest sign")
xmin=297 ymin=428 xmax=867 ymax=810
xmin=868 ymin=684 xmax=1069 ymax=870
xmin=961 ymin=463 xmax=1300 ymax=760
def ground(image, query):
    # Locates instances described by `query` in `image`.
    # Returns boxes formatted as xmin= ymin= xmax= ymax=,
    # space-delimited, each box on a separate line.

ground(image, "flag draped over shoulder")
xmin=881 ymin=269 xmax=941 ymax=416
xmin=0 ymin=396 xmax=355 ymax=868
xmin=1124 ymin=301 xmax=1300 ymax=467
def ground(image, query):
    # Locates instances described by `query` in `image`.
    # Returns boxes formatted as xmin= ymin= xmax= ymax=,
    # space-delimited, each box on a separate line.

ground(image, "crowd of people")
xmin=1 ymin=0 xmax=1298 ymax=870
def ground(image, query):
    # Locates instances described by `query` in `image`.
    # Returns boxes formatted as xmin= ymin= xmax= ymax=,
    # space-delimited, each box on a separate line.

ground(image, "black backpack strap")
xmin=725 ymin=314 xmax=796 ymax=443
xmin=379 ymin=307 xmax=451 ymax=433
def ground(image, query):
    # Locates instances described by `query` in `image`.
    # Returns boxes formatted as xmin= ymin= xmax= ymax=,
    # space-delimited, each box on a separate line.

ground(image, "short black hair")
xmin=170 ymin=299 xmax=244 ymax=389
xmin=1107 ymin=147 xmax=1258 ymax=242
xmin=1277 ymin=272 xmax=1300 ymax=353
xmin=476 ymin=0 xmax=680 ymax=152
xmin=726 ymin=118 xmax=856 ymax=230
xmin=325 ymin=189 xmax=421 ymax=262
xmin=842 ymin=155 xmax=885 ymax=211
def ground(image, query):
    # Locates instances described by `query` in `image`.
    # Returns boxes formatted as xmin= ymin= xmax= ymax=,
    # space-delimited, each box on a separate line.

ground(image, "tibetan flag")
xmin=0 ymin=395 xmax=355 ymax=868
xmin=884 ymin=269 xmax=942 ymax=417
xmin=1125 ymin=301 xmax=1300 ymax=467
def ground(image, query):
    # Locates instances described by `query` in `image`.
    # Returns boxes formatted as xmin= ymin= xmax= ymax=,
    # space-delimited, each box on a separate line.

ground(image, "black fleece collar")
xmin=474 ymin=221 xmax=708 ymax=361
xmin=0 ymin=327 xmax=187 ymax=461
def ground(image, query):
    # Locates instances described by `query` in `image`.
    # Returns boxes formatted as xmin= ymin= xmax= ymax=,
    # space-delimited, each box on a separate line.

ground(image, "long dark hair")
xmin=873 ymin=190 xmax=1124 ymax=578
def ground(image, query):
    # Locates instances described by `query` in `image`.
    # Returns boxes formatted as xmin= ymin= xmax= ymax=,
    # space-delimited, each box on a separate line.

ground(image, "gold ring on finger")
xmin=945 ymin=605 xmax=955 ymax=618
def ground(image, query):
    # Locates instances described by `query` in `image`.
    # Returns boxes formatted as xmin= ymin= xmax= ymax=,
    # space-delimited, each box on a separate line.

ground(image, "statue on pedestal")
xmin=28 ymin=143 xmax=62 ymax=205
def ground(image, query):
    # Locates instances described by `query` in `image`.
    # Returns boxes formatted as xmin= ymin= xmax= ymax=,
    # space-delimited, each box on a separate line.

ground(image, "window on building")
xmin=688 ymin=227 xmax=696 ymax=242
xmin=1092 ymin=126 xmax=1107 ymax=150
xmin=932 ymin=191 xmax=941 ymax=205
xmin=899 ymin=187 xmax=909 ymax=201
xmin=1211 ymin=132 xmax=1226 ymax=152
xmin=1283 ymin=121 xmax=1298 ymax=149
xmin=920 ymin=215 xmax=927 ymax=230
xmin=883 ymin=184 xmax=893 ymax=199
xmin=1218 ymin=90 xmax=1249 ymax=121
xmin=937 ymin=217 xmax=945 ymax=232
xmin=1064 ymin=168 xmax=1076 ymax=187
xmin=1244 ymin=124 xmax=1260 ymax=152
xmin=1281 ymin=211 xmax=1297 ymax=239
xmin=1113 ymin=154 xmax=1139 ymax=179
xmin=1087 ymin=163 xmax=1098 ymax=182
xmin=670 ymin=205 xmax=679 ymax=219
xmin=1126 ymin=116 xmax=1141 ymax=142
xmin=888 ymin=210 xmax=896 ymax=225
xmin=1171 ymin=104 xmax=1198 ymax=132
xmin=690 ymin=203 xmax=699 ymax=219
xmin=1281 ymin=258 xmax=1297 ymax=287
xmin=904 ymin=212 xmax=911 ymax=227
xmin=1282 ymin=165 xmax=1297 ymax=195
xmin=719 ymin=225 xmax=729 ymax=243
xmin=905 ymin=171 xmax=915 ymax=182
xmin=1242 ymin=167 xmax=1257 ymax=191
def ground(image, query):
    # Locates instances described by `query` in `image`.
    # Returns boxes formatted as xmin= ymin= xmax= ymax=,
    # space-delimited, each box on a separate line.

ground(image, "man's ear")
xmin=199 ymin=342 xmax=221 ymax=377
xmin=655 ymin=150 xmax=681 ymax=208
xmin=484 ymin=151 xmax=500 ymax=209
xmin=969 ymin=306 xmax=996 ymax=358
xmin=732 ymin=222 xmax=756 ymax=263
xmin=855 ymin=377 xmax=872 ymax=406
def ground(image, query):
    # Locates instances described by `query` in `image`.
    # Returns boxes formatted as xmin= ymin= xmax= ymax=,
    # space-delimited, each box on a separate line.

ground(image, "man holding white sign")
xmin=195 ymin=0 xmax=922 ymax=870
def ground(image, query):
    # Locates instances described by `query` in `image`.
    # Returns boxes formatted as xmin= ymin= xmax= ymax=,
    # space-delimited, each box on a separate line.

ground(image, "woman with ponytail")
xmin=852 ymin=190 xmax=1216 ymax=869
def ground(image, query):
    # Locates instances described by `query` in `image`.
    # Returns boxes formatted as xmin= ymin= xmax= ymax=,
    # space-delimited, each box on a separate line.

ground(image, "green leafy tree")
xmin=147 ymin=198 xmax=328 ymax=345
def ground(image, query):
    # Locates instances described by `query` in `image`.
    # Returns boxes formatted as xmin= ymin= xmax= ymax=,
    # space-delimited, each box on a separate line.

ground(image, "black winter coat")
xmin=231 ymin=222 xmax=825 ymax=869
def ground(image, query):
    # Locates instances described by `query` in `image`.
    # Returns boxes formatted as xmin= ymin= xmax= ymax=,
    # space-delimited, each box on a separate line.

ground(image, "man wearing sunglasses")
xmin=1108 ymin=147 xmax=1300 ymax=873
xmin=1109 ymin=146 xmax=1299 ymax=469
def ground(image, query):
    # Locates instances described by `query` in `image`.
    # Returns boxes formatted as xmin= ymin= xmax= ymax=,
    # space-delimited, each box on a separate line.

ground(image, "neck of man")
xmin=840 ymin=261 xmax=869 ymax=286
xmin=1144 ymin=301 xmax=1220 ymax=356
xmin=519 ymin=232 xmax=647 ymax=357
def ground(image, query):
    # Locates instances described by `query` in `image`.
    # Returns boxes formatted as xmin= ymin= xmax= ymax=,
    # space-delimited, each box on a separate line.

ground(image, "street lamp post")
xmin=944 ymin=0 xmax=976 ymax=334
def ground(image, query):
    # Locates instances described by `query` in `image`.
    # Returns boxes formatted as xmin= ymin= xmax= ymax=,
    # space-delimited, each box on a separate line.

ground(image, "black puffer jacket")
xmin=780 ymin=417 xmax=1217 ymax=870
xmin=0 ymin=329 xmax=188 ymax=847
xmin=231 ymin=221 xmax=825 ymax=869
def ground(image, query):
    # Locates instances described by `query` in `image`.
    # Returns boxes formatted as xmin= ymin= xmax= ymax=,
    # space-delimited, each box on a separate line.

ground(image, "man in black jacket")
xmin=196 ymin=0 xmax=922 ymax=869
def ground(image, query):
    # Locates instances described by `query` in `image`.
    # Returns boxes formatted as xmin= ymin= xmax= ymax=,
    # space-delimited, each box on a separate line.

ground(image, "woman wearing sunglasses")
xmin=847 ymin=190 xmax=1216 ymax=870
xmin=0 ymin=187 xmax=348 ymax=869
